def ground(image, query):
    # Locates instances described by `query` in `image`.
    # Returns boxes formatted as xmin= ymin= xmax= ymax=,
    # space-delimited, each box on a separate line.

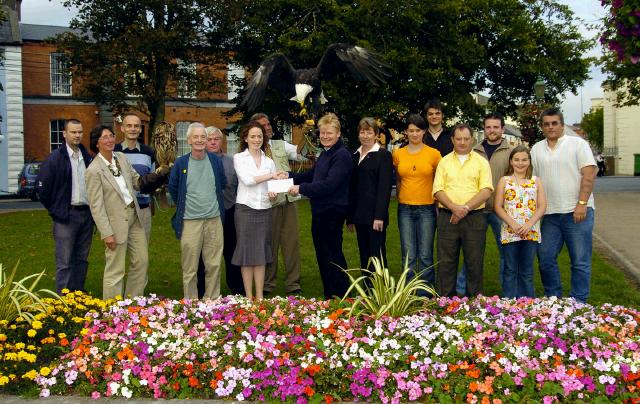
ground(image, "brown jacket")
xmin=473 ymin=139 xmax=512 ymax=212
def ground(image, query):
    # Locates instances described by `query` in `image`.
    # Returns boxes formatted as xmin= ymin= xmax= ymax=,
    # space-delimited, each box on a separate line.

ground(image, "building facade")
xmin=601 ymin=92 xmax=640 ymax=175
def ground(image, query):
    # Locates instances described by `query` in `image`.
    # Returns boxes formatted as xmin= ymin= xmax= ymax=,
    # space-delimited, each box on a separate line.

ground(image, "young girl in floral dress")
xmin=494 ymin=145 xmax=546 ymax=298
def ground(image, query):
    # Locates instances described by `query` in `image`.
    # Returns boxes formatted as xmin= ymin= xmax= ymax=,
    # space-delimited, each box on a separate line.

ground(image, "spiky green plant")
xmin=341 ymin=256 xmax=438 ymax=319
xmin=0 ymin=261 xmax=61 ymax=324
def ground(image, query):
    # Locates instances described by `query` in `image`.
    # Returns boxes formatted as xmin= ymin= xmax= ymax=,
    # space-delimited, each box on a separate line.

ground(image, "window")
xmin=176 ymin=121 xmax=193 ymax=157
xmin=50 ymin=120 xmax=65 ymax=150
xmin=50 ymin=53 xmax=72 ymax=96
xmin=177 ymin=60 xmax=197 ymax=99
xmin=227 ymin=62 xmax=244 ymax=101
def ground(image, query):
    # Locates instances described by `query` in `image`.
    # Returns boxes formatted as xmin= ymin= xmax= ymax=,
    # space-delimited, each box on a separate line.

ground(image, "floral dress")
xmin=500 ymin=176 xmax=541 ymax=244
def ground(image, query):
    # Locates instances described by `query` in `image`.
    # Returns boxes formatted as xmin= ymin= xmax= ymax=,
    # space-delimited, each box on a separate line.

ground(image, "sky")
xmin=20 ymin=0 xmax=606 ymax=125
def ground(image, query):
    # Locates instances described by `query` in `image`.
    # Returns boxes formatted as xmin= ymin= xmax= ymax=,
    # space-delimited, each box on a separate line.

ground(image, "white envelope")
xmin=267 ymin=178 xmax=294 ymax=193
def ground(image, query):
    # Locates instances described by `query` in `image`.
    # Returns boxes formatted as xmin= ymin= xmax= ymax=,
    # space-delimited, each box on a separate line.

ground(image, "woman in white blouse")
xmin=232 ymin=121 xmax=283 ymax=299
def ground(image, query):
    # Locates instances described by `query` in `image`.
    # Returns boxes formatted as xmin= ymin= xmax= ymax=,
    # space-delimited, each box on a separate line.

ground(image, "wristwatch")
xmin=577 ymin=200 xmax=587 ymax=205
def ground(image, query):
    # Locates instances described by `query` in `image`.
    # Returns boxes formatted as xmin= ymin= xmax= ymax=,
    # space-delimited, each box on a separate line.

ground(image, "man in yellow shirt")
xmin=433 ymin=124 xmax=493 ymax=297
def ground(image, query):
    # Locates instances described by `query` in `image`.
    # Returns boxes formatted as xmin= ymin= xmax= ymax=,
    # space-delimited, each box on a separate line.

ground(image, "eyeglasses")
xmin=542 ymin=121 xmax=561 ymax=128
xmin=99 ymin=133 xmax=116 ymax=140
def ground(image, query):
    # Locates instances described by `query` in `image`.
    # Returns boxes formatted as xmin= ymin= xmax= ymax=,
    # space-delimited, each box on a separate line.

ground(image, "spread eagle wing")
xmin=316 ymin=43 xmax=391 ymax=86
xmin=241 ymin=54 xmax=297 ymax=112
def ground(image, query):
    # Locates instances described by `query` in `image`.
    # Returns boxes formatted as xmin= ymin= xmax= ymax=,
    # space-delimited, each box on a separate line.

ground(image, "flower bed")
xmin=0 ymin=290 xmax=113 ymax=394
xmin=32 ymin=295 xmax=640 ymax=402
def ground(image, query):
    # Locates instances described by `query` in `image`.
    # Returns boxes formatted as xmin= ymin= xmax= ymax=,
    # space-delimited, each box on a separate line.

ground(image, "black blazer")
xmin=347 ymin=147 xmax=393 ymax=225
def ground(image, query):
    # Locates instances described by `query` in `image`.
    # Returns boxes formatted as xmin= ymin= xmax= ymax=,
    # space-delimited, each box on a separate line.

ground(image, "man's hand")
xmin=372 ymin=219 xmax=384 ymax=232
xmin=155 ymin=164 xmax=171 ymax=176
xmin=451 ymin=204 xmax=469 ymax=223
xmin=573 ymin=203 xmax=588 ymax=223
xmin=273 ymin=171 xmax=288 ymax=180
xmin=288 ymin=185 xmax=300 ymax=196
xmin=268 ymin=191 xmax=277 ymax=201
xmin=104 ymin=235 xmax=116 ymax=251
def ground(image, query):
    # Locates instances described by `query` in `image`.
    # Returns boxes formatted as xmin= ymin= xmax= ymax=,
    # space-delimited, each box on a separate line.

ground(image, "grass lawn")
xmin=1 ymin=199 xmax=638 ymax=307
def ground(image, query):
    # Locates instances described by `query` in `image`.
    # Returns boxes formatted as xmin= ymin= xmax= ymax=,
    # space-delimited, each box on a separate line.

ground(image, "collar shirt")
xmin=432 ymin=151 xmax=493 ymax=209
xmin=98 ymin=152 xmax=134 ymax=206
xmin=233 ymin=149 xmax=276 ymax=210
xmin=356 ymin=142 xmax=380 ymax=164
xmin=66 ymin=143 xmax=88 ymax=205
xmin=531 ymin=134 xmax=596 ymax=214
xmin=119 ymin=140 xmax=141 ymax=151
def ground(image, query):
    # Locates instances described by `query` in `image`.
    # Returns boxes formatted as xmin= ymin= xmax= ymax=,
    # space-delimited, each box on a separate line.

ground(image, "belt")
xmin=440 ymin=208 xmax=482 ymax=215
xmin=139 ymin=203 xmax=150 ymax=209
xmin=127 ymin=201 xmax=135 ymax=208
xmin=70 ymin=204 xmax=90 ymax=211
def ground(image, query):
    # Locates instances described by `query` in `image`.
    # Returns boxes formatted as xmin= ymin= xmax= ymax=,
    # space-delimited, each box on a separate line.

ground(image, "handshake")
xmin=271 ymin=171 xmax=289 ymax=180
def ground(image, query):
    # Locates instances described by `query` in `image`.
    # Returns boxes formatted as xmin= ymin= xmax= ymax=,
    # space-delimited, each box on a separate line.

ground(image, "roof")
xmin=504 ymin=124 xmax=522 ymax=138
xmin=20 ymin=23 xmax=75 ymax=42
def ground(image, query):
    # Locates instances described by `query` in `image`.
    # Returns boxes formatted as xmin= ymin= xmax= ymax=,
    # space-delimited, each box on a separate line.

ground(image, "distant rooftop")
xmin=20 ymin=23 xmax=75 ymax=41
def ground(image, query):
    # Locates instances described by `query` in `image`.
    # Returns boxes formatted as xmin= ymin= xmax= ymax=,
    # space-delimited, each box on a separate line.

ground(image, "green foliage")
xmin=229 ymin=0 xmax=591 ymax=142
xmin=517 ymin=103 xmax=551 ymax=145
xmin=55 ymin=0 xmax=231 ymax=134
xmin=0 ymin=261 xmax=60 ymax=325
xmin=600 ymin=1 xmax=640 ymax=106
xmin=342 ymin=256 xmax=437 ymax=319
xmin=581 ymin=107 xmax=604 ymax=150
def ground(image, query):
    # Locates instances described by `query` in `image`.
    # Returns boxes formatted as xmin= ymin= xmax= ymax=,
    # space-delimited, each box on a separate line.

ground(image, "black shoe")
xmin=288 ymin=289 xmax=302 ymax=295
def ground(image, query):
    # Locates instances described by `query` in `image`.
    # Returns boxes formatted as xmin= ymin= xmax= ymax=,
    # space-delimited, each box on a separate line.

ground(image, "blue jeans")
xmin=538 ymin=209 xmax=594 ymax=303
xmin=502 ymin=240 xmax=537 ymax=298
xmin=398 ymin=204 xmax=436 ymax=288
xmin=456 ymin=212 xmax=504 ymax=295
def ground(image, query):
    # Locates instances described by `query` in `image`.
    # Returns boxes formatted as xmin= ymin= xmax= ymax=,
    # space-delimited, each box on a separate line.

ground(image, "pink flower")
xmin=91 ymin=391 xmax=101 ymax=400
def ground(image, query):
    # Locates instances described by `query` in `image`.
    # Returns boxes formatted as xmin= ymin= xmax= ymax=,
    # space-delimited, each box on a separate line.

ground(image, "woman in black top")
xmin=347 ymin=117 xmax=393 ymax=273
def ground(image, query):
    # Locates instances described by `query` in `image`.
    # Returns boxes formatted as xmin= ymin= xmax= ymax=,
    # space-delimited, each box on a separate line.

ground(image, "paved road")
xmin=594 ymin=175 xmax=640 ymax=193
xmin=0 ymin=198 xmax=43 ymax=212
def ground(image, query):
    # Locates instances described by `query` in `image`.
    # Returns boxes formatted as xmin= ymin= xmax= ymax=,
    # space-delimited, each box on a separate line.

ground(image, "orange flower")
xmin=481 ymin=396 xmax=490 ymax=404
xmin=469 ymin=381 xmax=479 ymax=392
xmin=188 ymin=376 xmax=200 ymax=388
xmin=59 ymin=338 xmax=69 ymax=347
xmin=209 ymin=379 xmax=218 ymax=389
xmin=306 ymin=364 xmax=321 ymax=376
xmin=466 ymin=368 xmax=480 ymax=379
xmin=324 ymin=395 xmax=334 ymax=404
xmin=304 ymin=385 xmax=315 ymax=397
xmin=139 ymin=316 xmax=149 ymax=327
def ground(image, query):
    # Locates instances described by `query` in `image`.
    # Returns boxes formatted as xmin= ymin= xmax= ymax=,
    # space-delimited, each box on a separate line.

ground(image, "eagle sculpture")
xmin=241 ymin=43 xmax=391 ymax=119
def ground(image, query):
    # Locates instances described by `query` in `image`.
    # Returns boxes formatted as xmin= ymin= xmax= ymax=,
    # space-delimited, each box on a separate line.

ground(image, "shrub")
xmin=342 ymin=256 xmax=437 ymax=319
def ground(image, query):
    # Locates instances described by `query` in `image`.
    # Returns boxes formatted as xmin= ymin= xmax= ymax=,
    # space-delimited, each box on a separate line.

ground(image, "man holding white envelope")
xmin=252 ymin=113 xmax=305 ymax=296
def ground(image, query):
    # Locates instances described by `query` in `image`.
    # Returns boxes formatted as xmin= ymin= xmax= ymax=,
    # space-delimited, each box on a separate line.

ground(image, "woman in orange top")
xmin=392 ymin=114 xmax=442 ymax=289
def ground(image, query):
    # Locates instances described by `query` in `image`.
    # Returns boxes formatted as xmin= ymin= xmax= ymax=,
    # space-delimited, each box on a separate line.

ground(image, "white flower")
xmin=121 ymin=386 xmax=132 ymax=398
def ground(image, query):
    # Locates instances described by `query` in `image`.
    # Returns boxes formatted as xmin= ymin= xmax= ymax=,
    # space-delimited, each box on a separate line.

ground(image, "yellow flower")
xmin=56 ymin=316 xmax=65 ymax=324
xmin=22 ymin=369 xmax=37 ymax=380
xmin=61 ymin=288 xmax=70 ymax=295
xmin=0 ymin=334 xmax=6 ymax=342
xmin=27 ymin=345 xmax=36 ymax=351
xmin=27 ymin=329 xmax=37 ymax=338
xmin=0 ymin=320 xmax=8 ymax=327
xmin=0 ymin=375 xmax=8 ymax=386
xmin=15 ymin=342 xmax=25 ymax=350
xmin=40 ymin=367 xmax=51 ymax=377
xmin=48 ymin=329 xmax=55 ymax=335
xmin=31 ymin=320 xmax=43 ymax=330
xmin=58 ymin=333 xmax=66 ymax=339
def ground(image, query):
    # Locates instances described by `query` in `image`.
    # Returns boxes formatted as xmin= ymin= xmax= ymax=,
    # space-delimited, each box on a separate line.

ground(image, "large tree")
xmin=228 ymin=0 xmax=591 ymax=142
xmin=581 ymin=106 xmax=604 ymax=150
xmin=600 ymin=0 xmax=640 ymax=106
xmin=56 ymin=0 xmax=233 ymax=135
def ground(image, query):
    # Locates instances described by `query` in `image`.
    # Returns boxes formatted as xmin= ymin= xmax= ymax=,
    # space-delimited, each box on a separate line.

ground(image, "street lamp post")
xmin=534 ymin=76 xmax=546 ymax=103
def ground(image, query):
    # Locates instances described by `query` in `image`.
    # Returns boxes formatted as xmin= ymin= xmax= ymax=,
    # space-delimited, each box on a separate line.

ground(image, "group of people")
xmin=37 ymin=101 xmax=597 ymax=304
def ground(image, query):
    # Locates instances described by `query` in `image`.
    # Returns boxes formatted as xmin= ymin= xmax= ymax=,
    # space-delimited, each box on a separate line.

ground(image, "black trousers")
xmin=197 ymin=206 xmax=244 ymax=297
xmin=355 ymin=223 xmax=387 ymax=271
xmin=436 ymin=210 xmax=487 ymax=297
xmin=311 ymin=210 xmax=349 ymax=299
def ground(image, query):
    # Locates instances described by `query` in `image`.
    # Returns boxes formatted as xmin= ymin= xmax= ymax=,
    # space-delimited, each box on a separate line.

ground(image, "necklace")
xmin=108 ymin=156 xmax=122 ymax=177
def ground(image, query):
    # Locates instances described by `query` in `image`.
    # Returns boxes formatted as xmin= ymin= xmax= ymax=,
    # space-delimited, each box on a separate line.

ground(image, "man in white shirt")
xmin=252 ymin=113 xmax=304 ymax=295
xmin=37 ymin=119 xmax=93 ymax=293
xmin=531 ymin=107 xmax=597 ymax=303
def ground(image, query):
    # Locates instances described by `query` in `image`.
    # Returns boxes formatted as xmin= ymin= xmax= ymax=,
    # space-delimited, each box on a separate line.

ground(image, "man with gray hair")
xmin=252 ymin=113 xmax=303 ymax=295
xmin=169 ymin=122 xmax=227 ymax=299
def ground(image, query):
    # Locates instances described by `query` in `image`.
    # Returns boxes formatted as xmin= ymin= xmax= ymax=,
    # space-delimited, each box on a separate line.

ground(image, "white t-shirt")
xmin=531 ymin=135 xmax=596 ymax=214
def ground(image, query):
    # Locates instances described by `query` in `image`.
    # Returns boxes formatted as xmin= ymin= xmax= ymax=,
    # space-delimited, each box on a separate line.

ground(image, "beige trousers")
xmin=180 ymin=216 xmax=223 ymax=299
xmin=103 ymin=206 xmax=148 ymax=299
xmin=265 ymin=201 xmax=301 ymax=293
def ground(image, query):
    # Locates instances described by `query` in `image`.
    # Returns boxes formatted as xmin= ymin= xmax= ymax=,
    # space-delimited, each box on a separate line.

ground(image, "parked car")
xmin=17 ymin=162 xmax=42 ymax=201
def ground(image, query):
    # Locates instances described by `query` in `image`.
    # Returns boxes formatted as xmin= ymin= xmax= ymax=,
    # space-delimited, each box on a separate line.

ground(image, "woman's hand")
xmin=104 ymin=235 xmax=116 ymax=251
xmin=268 ymin=191 xmax=277 ymax=200
xmin=288 ymin=185 xmax=300 ymax=196
xmin=516 ymin=221 xmax=533 ymax=237
xmin=274 ymin=171 xmax=289 ymax=179
xmin=372 ymin=220 xmax=384 ymax=232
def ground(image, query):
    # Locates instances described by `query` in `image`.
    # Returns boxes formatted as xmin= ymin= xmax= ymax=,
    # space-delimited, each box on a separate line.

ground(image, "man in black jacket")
xmin=37 ymin=119 xmax=93 ymax=293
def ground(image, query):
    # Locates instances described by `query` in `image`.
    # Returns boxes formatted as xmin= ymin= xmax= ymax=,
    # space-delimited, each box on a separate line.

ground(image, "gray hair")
xmin=205 ymin=126 xmax=223 ymax=137
xmin=186 ymin=122 xmax=206 ymax=140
